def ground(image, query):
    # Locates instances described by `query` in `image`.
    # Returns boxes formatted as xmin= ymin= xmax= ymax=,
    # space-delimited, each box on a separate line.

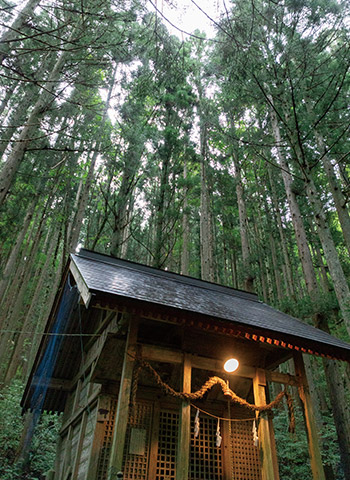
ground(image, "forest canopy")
xmin=0 ymin=0 xmax=350 ymax=478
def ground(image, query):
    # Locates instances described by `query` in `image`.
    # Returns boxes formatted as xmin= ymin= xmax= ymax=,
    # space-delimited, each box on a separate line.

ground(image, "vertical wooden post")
xmin=72 ymin=411 xmax=88 ymax=478
xmin=176 ymin=354 xmax=191 ymax=480
xmin=148 ymin=403 xmax=160 ymax=479
xmin=253 ymin=368 xmax=279 ymax=480
xmin=108 ymin=316 xmax=138 ymax=479
xmin=293 ymin=352 xmax=326 ymax=480
xmin=87 ymin=395 xmax=112 ymax=480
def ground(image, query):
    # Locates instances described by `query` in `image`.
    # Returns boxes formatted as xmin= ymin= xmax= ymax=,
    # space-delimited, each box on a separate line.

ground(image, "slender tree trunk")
xmin=199 ymin=123 xmax=215 ymax=282
xmin=304 ymin=96 xmax=350 ymax=255
xmin=0 ymin=199 xmax=36 ymax=305
xmin=109 ymin=153 xmax=139 ymax=258
xmin=68 ymin=65 xmax=118 ymax=252
xmin=317 ymin=136 xmax=350 ymax=256
xmin=230 ymin=250 xmax=238 ymax=289
xmin=0 ymin=30 xmax=74 ymax=205
xmin=27 ymin=235 xmax=64 ymax=372
xmin=0 ymin=0 xmax=41 ymax=65
xmin=305 ymin=174 xmax=350 ymax=335
xmin=267 ymin=163 xmax=296 ymax=299
xmin=270 ymin=98 xmax=350 ymax=477
xmin=181 ymin=158 xmax=190 ymax=275
xmin=269 ymin=103 xmax=320 ymax=302
xmin=310 ymin=230 xmax=331 ymax=294
xmin=0 ymin=89 xmax=37 ymax=160
xmin=232 ymin=154 xmax=254 ymax=291
xmin=0 ymin=81 xmax=17 ymax=117
xmin=153 ymin=150 xmax=170 ymax=268
xmin=4 ymin=227 xmax=58 ymax=382
xmin=0 ymin=217 xmax=45 ymax=382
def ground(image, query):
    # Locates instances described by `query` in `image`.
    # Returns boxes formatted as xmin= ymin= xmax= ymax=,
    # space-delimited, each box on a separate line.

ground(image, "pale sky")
xmin=147 ymin=0 xmax=225 ymax=39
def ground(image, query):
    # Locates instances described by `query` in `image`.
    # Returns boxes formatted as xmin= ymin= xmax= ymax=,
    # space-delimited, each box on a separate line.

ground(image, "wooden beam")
xmin=253 ymin=368 xmax=279 ymax=480
xmin=266 ymin=370 xmax=298 ymax=386
xmin=293 ymin=352 xmax=326 ymax=480
xmin=70 ymin=260 xmax=92 ymax=307
xmin=140 ymin=343 xmax=297 ymax=385
xmin=31 ymin=376 xmax=72 ymax=390
xmin=108 ymin=316 xmax=138 ymax=479
xmin=176 ymin=354 xmax=191 ymax=480
xmin=141 ymin=344 xmax=183 ymax=364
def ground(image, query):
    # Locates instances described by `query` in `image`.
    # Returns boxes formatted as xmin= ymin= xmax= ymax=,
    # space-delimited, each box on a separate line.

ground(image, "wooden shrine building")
xmin=22 ymin=249 xmax=350 ymax=480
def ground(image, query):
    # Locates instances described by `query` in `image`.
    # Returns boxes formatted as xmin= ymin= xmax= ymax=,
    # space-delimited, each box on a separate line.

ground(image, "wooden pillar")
xmin=108 ymin=316 xmax=138 ymax=479
xmin=293 ymin=352 xmax=326 ymax=480
xmin=176 ymin=354 xmax=191 ymax=480
xmin=72 ymin=411 xmax=88 ymax=478
xmin=87 ymin=395 xmax=112 ymax=480
xmin=253 ymin=368 xmax=279 ymax=480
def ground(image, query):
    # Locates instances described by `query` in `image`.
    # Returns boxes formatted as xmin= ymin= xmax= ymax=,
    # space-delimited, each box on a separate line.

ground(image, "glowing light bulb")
xmin=224 ymin=358 xmax=239 ymax=373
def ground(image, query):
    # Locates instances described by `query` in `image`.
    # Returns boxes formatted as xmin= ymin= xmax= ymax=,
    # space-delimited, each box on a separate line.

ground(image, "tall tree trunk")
xmin=316 ymin=133 xmax=350 ymax=256
xmin=0 ymin=199 xmax=36 ymax=305
xmin=199 ymin=122 xmax=215 ymax=282
xmin=0 ymin=0 xmax=41 ymax=65
xmin=305 ymin=174 xmax=350 ymax=335
xmin=181 ymin=158 xmax=190 ymax=275
xmin=267 ymin=163 xmax=296 ymax=299
xmin=232 ymin=154 xmax=254 ymax=292
xmin=0 ymin=81 xmax=17 ymax=117
xmin=153 ymin=150 xmax=170 ymax=268
xmin=0 ymin=215 xmax=45 ymax=382
xmin=0 ymin=81 xmax=43 ymax=160
xmin=68 ymin=64 xmax=118 ymax=252
xmin=3 ymin=227 xmax=58 ymax=382
xmin=270 ymin=99 xmax=350 ymax=477
xmin=109 ymin=151 xmax=139 ymax=258
xmin=304 ymin=96 xmax=350 ymax=255
xmin=0 ymin=29 xmax=75 ymax=205
xmin=269 ymin=102 xmax=320 ymax=303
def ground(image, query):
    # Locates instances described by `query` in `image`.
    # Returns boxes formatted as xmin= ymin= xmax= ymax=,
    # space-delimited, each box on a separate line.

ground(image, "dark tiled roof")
xmin=71 ymin=250 xmax=350 ymax=360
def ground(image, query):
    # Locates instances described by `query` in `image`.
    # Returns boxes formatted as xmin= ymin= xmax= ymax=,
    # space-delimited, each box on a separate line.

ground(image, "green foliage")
xmin=0 ymin=380 xmax=61 ymax=480
xmin=274 ymin=407 xmax=312 ymax=480
xmin=274 ymin=398 xmax=345 ymax=479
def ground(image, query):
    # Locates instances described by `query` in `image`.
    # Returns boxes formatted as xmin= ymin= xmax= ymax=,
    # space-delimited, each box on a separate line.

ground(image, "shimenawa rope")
xmin=130 ymin=356 xmax=295 ymax=433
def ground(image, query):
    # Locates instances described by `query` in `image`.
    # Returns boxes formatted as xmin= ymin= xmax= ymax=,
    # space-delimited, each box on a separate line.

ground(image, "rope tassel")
xmin=194 ymin=409 xmax=200 ymax=438
xmin=252 ymin=419 xmax=259 ymax=447
xmin=216 ymin=419 xmax=222 ymax=447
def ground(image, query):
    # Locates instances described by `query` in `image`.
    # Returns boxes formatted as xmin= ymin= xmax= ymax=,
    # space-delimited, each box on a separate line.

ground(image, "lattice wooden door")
xmin=97 ymin=398 xmax=117 ymax=480
xmin=230 ymin=421 xmax=261 ymax=480
xmin=155 ymin=410 xmax=179 ymax=480
xmin=189 ymin=415 xmax=224 ymax=480
xmin=123 ymin=402 xmax=154 ymax=480
xmin=96 ymin=400 xmax=261 ymax=480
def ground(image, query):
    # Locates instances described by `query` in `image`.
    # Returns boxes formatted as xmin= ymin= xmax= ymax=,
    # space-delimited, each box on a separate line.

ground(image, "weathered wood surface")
xmin=253 ymin=368 xmax=279 ymax=480
xmin=108 ymin=316 xmax=138 ymax=478
xmin=140 ymin=343 xmax=298 ymax=385
xmin=70 ymin=260 xmax=92 ymax=307
xmin=176 ymin=354 xmax=191 ymax=480
xmin=294 ymin=352 xmax=326 ymax=480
